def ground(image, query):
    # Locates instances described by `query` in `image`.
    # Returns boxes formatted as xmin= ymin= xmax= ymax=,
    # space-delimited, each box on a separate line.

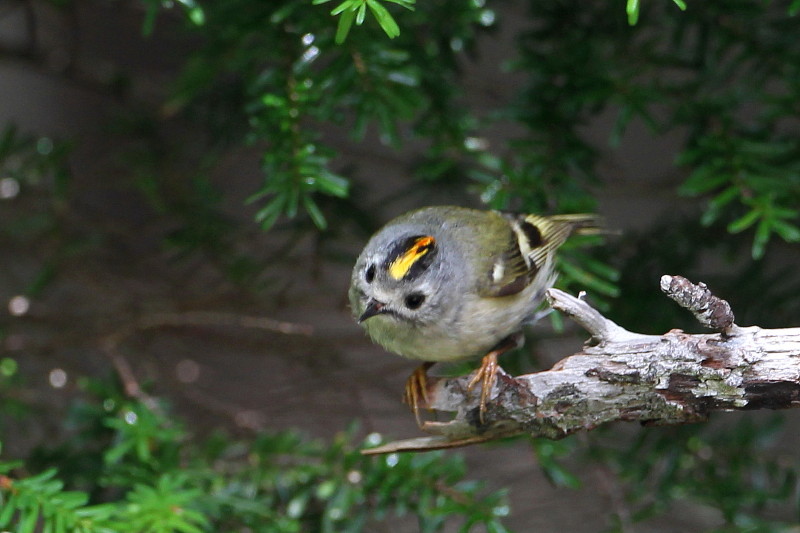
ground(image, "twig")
xmin=545 ymin=289 xmax=652 ymax=345
xmin=363 ymin=276 xmax=800 ymax=454
xmin=133 ymin=311 xmax=314 ymax=336
xmin=660 ymin=275 xmax=737 ymax=334
xmin=100 ymin=311 xmax=313 ymax=405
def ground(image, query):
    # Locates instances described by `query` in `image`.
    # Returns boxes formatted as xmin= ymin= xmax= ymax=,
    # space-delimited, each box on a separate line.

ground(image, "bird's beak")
xmin=358 ymin=298 xmax=388 ymax=323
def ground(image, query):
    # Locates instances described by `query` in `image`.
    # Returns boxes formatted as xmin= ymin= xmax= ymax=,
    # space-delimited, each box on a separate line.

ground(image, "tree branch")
xmin=363 ymin=276 xmax=800 ymax=454
xmin=100 ymin=311 xmax=312 ymax=406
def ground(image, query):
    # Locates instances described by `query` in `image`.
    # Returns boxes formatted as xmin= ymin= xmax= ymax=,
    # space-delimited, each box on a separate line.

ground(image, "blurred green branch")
xmin=313 ymin=0 xmax=416 ymax=43
xmin=0 ymin=376 xmax=512 ymax=533
xmin=625 ymin=0 xmax=687 ymax=25
xmin=122 ymin=0 xmax=800 ymax=262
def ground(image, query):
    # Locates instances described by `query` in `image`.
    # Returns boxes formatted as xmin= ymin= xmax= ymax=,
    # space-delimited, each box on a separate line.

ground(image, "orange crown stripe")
xmin=388 ymin=236 xmax=435 ymax=280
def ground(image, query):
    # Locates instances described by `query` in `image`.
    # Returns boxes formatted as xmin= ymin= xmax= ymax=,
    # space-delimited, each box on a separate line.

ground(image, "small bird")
xmin=349 ymin=205 xmax=600 ymax=425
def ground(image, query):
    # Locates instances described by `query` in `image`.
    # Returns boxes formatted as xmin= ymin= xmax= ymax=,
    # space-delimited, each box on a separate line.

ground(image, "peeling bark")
xmin=363 ymin=276 xmax=800 ymax=455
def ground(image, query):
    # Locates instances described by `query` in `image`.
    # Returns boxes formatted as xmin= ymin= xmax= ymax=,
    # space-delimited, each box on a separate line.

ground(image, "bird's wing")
xmin=476 ymin=212 xmax=601 ymax=298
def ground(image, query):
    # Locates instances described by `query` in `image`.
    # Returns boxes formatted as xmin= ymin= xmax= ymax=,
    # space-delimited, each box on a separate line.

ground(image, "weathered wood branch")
xmin=363 ymin=275 xmax=800 ymax=455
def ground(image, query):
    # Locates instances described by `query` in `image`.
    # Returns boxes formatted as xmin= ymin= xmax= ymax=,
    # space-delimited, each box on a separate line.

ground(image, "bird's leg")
xmin=466 ymin=333 xmax=524 ymax=423
xmin=403 ymin=362 xmax=434 ymax=427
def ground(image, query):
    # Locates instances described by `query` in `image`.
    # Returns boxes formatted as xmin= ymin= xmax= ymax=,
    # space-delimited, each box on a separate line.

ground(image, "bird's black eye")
xmin=404 ymin=293 xmax=426 ymax=310
xmin=365 ymin=264 xmax=376 ymax=283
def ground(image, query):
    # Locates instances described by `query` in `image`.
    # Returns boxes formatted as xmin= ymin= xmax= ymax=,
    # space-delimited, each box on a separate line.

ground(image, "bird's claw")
xmin=466 ymin=351 xmax=500 ymax=424
xmin=403 ymin=362 xmax=433 ymax=427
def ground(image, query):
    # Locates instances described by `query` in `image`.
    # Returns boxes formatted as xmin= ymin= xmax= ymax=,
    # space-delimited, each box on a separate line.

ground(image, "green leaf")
xmin=701 ymin=186 xmax=739 ymax=223
xmin=303 ymin=195 xmax=328 ymax=229
xmin=752 ymin=218 xmax=771 ymax=259
xmin=27 ymin=468 xmax=59 ymax=484
xmin=315 ymin=172 xmax=350 ymax=197
xmin=20 ymin=505 xmax=40 ymax=533
xmin=672 ymin=0 xmax=687 ymax=10
xmin=270 ymin=3 xmax=300 ymax=22
xmin=0 ymin=492 xmax=17 ymax=525
xmin=541 ymin=461 xmax=581 ymax=489
xmin=356 ymin=1 xmax=367 ymax=25
xmin=487 ymin=521 xmax=511 ymax=533
xmin=367 ymin=0 xmax=401 ymax=38
xmin=0 ymin=357 xmax=18 ymax=377
xmin=791 ymin=0 xmax=800 ymax=15
xmin=254 ymin=195 xmax=285 ymax=226
xmin=588 ymin=256 xmax=620 ymax=282
xmin=728 ymin=209 xmax=761 ymax=234
xmin=187 ymin=7 xmax=205 ymax=25
xmin=679 ymin=170 xmax=729 ymax=196
xmin=557 ymin=259 xmax=620 ymax=297
xmin=384 ymin=0 xmax=415 ymax=8
xmin=335 ymin=8 xmax=356 ymax=44
xmin=286 ymin=187 xmax=300 ymax=218
xmin=770 ymin=206 xmax=798 ymax=219
xmin=626 ymin=0 xmax=640 ymax=25
xmin=771 ymin=219 xmax=800 ymax=243
xmin=316 ymin=479 xmax=338 ymax=500
xmin=549 ymin=308 xmax=565 ymax=332
xmin=331 ymin=0 xmax=359 ymax=16
xmin=141 ymin=1 xmax=158 ymax=36
xmin=532 ymin=439 xmax=581 ymax=489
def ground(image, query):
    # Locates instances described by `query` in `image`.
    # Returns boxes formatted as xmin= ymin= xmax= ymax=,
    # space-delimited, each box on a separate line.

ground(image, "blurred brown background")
xmin=1 ymin=2 xmax=798 ymax=531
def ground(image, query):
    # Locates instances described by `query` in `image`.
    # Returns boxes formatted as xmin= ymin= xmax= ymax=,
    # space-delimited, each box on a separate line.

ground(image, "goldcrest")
xmin=349 ymin=205 xmax=600 ymax=424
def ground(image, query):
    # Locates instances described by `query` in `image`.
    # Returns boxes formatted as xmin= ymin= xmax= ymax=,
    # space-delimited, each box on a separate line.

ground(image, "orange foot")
xmin=466 ymin=334 xmax=523 ymax=423
xmin=403 ymin=362 xmax=434 ymax=427
xmin=466 ymin=351 xmax=499 ymax=423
